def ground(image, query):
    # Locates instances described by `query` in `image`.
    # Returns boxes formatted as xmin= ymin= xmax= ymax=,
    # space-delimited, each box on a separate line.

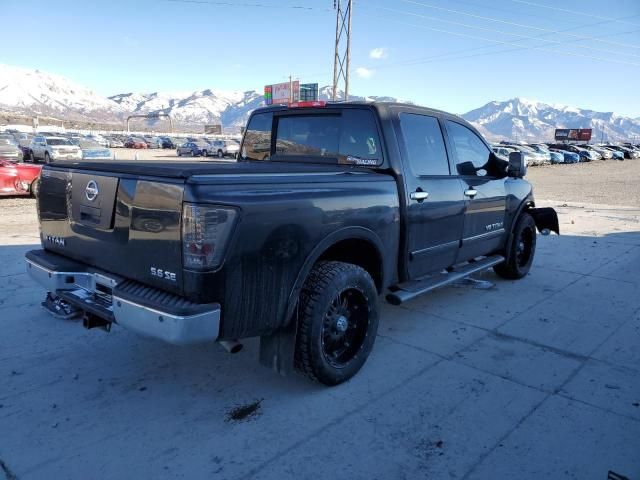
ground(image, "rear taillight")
xmin=182 ymin=203 xmax=238 ymax=271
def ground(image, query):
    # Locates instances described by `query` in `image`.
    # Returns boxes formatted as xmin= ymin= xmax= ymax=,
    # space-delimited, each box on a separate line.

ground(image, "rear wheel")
xmin=494 ymin=213 xmax=536 ymax=280
xmin=295 ymin=261 xmax=379 ymax=386
xmin=217 ymin=149 xmax=224 ymax=158
xmin=202 ymin=149 xmax=208 ymax=157
xmin=177 ymin=149 xmax=182 ymax=157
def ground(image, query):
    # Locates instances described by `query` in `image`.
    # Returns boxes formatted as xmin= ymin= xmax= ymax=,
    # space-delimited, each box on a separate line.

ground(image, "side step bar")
xmin=386 ymin=255 xmax=505 ymax=306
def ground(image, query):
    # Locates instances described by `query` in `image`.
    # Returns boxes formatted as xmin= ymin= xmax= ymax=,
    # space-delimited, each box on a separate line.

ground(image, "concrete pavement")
xmin=0 ymin=200 xmax=638 ymax=480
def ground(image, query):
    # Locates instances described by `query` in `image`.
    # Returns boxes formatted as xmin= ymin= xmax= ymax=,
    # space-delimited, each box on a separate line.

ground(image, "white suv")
xmin=30 ymin=136 xmax=82 ymax=163
xmin=203 ymin=140 xmax=240 ymax=158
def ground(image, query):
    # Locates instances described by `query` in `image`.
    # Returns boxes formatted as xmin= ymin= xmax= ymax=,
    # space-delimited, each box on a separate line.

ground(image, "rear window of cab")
xmin=240 ymin=108 xmax=383 ymax=167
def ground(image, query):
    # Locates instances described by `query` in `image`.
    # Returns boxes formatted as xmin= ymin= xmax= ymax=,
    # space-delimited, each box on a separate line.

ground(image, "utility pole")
xmin=332 ymin=0 xmax=353 ymax=101
xmin=289 ymin=75 xmax=293 ymax=103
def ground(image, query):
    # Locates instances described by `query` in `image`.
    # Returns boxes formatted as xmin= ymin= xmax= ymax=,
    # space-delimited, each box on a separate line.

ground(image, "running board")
xmin=386 ymin=255 xmax=505 ymax=306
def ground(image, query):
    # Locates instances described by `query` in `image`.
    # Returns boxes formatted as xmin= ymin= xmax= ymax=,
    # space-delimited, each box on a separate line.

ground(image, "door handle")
xmin=464 ymin=188 xmax=478 ymax=198
xmin=410 ymin=191 xmax=429 ymax=201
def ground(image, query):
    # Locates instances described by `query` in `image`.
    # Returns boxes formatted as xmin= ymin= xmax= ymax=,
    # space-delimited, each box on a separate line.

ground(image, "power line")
xmin=164 ymin=0 xmax=331 ymax=11
xmin=509 ymin=0 xmax=640 ymax=27
xmin=358 ymin=12 xmax=640 ymax=67
xmin=374 ymin=5 xmax=640 ymax=58
xmin=398 ymin=0 xmax=640 ymax=50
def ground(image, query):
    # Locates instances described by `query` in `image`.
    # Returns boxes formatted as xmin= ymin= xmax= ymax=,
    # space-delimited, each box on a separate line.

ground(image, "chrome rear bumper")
xmin=26 ymin=250 xmax=220 ymax=345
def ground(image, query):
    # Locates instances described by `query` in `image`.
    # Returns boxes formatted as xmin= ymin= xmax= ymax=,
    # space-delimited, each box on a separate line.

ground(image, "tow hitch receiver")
xmin=82 ymin=312 xmax=111 ymax=332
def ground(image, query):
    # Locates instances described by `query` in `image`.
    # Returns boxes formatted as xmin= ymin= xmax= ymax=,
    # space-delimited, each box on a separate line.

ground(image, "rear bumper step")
xmin=386 ymin=255 xmax=505 ymax=305
xmin=25 ymin=249 xmax=221 ymax=345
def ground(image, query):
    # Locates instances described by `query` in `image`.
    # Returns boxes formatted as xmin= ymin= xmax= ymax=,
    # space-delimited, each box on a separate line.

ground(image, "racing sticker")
xmin=340 ymin=156 xmax=379 ymax=166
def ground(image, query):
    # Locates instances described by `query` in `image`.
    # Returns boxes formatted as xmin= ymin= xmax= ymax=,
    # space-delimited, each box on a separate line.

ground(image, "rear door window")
xmin=273 ymin=109 xmax=382 ymax=166
xmin=398 ymin=113 xmax=450 ymax=176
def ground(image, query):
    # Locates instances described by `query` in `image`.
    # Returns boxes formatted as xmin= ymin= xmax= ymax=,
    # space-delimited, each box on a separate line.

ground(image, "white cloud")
xmin=356 ymin=67 xmax=374 ymax=79
xmin=369 ymin=48 xmax=388 ymax=59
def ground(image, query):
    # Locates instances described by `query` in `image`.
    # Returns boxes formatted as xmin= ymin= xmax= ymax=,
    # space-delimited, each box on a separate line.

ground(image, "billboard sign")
xmin=555 ymin=128 xmax=592 ymax=141
xmin=265 ymin=81 xmax=300 ymax=105
xmin=264 ymin=85 xmax=272 ymax=105
xmin=299 ymin=83 xmax=319 ymax=102
xmin=204 ymin=124 xmax=222 ymax=135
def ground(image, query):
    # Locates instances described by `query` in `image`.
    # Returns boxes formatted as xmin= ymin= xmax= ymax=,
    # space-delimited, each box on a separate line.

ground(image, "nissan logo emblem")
xmin=85 ymin=180 xmax=99 ymax=202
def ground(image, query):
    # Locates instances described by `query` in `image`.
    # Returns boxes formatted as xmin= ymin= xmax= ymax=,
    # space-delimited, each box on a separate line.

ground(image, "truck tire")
xmin=30 ymin=179 xmax=39 ymax=198
xmin=494 ymin=212 xmax=536 ymax=280
xmin=295 ymin=261 xmax=379 ymax=386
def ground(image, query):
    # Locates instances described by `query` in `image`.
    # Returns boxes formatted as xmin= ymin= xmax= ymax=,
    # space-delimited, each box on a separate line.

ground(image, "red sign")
xmin=554 ymin=128 xmax=592 ymax=141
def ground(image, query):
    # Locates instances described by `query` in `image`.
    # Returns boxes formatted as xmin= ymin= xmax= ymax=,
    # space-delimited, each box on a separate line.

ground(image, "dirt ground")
xmin=527 ymin=159 xmax=640 ymax=207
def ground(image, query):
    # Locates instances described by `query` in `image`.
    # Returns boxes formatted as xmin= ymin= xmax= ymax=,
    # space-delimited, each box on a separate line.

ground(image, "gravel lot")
xmin=527 ymin=159 xmax=640 ymax=207
xmin=1 ymin=160 xmax=639 ymax=479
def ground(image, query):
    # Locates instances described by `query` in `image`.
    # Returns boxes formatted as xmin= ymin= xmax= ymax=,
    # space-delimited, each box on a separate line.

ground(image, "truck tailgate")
xmin=38 ymin=167 xmax=185 ymax=295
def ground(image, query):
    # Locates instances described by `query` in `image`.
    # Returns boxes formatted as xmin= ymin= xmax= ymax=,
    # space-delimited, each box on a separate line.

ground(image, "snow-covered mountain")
xmin=462 ymin=97 xmax=640 ymax=142
xmin=0 ymin=64 xmax=124 ymax=121
xmin=108 ymin=89 xmax=263 ymax=131
xmin=1 ymin=64 xmax=639 ymax=140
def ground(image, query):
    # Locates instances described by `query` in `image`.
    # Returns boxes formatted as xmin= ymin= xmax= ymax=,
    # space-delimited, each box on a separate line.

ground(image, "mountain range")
xmin=1 ymin=63 xmax=639 ymax=141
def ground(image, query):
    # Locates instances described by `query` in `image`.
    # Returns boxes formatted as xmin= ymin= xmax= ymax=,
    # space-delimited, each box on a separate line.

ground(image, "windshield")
xmin=516 ymin=145 xmax=537 ymax=154
xmin=0 ymin=139 xmax=16 ymax=146
xmin=47 ymin=138 xmax=72 ymax=146
xmin=80 ymin=140 xmax=101 ymax=148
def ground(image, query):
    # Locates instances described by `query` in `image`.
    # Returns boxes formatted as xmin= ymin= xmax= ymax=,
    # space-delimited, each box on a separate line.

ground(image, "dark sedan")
xmin=176 ymin=141 xmax=208 ymax=157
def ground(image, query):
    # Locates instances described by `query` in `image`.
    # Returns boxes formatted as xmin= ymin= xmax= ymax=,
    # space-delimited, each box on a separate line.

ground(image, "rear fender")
xmin=259 ymin=226 xmax=385 ymax=377
xmin=528 ymin=207 xmax=560 ymax=235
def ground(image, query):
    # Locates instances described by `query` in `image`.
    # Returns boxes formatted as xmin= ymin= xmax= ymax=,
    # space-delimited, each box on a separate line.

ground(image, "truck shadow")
xmin=2 ymin=229 xmax=639 ymax=405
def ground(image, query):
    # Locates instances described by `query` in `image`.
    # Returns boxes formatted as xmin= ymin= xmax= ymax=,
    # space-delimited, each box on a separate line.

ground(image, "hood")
xmin=83 ymin=148 xmax=112 ymax=158
xmin=0 ymin=144 xmax=20 ymax=152
xmin=51 ymin=144 xmax=80 ymax=150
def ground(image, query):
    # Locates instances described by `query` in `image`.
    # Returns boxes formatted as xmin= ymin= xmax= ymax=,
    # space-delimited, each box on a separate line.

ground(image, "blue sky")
xmin=2 ymin=0 xmax=640 ymax=116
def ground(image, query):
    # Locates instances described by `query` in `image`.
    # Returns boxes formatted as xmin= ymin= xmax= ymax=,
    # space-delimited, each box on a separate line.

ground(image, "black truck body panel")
xmin=33 ymin=101 xmax=550 ymax=342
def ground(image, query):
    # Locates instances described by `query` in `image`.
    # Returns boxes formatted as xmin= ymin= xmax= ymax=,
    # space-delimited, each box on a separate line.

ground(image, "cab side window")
xmin=446 ymin=121 xmax=491 ymax=177
xmin=398 ymin=113 xmax=450 ymax=176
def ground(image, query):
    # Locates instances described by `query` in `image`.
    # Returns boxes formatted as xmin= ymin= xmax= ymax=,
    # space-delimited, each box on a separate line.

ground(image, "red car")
xmin=124 ymin=137 xmax=148 ymax=149
xmin=0 ymin=159 xmax=42 ymax=197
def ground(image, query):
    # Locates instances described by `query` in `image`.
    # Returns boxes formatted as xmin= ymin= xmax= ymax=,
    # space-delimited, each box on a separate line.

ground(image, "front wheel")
xmin=44 ymin=152 xmax=51 ymax=164
xmin=295 ymin=261 xmax=379 ymax=386
xmin=217 ymin=149 xmax=224 ymax=158
xmin=201 ymin=150 xmax=208 ymax=157
xmin=494 ymin=212 xmax=536 ymax=280
xmin=30 ymin=179 xmax=39 ymax=198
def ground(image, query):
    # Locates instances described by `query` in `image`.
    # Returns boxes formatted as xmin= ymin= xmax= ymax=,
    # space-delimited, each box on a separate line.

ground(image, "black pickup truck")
xmin=26 ymin=101 xmax=558 ymax=385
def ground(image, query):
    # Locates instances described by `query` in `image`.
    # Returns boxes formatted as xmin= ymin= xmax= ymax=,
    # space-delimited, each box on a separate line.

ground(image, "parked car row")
xmin=492 ymin=141 xmax=640 ymax=165
xmin=176 ymin=139 xmax=240 ymax=158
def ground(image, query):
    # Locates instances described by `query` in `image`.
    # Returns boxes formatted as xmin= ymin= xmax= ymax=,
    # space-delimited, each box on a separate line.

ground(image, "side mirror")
xmin=508 ymin=151 xmax=527 ymax=178
xmin=456 ymin=161 xmax=477 ymax=176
